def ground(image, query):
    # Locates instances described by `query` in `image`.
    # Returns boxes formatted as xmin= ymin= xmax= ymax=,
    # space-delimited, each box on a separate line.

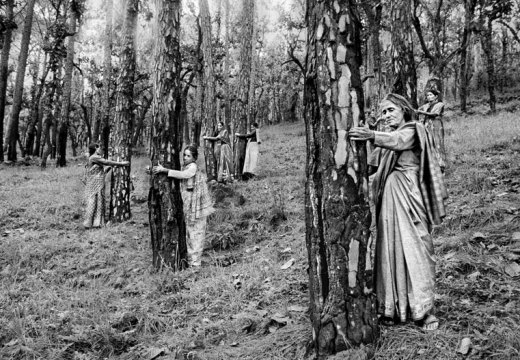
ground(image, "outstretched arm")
xmin=92 ymin=157 xmax=130 ymax=167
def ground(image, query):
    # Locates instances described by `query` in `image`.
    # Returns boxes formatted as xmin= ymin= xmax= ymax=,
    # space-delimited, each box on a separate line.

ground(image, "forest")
xmin=1 ymin=0 xmax=520 ymax=359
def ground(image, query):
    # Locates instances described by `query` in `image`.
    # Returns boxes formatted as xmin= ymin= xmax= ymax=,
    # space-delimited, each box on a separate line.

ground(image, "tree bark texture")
xmin=57 ymin=7 xmax=78 ymax=167
xmin=304 ymin=0 xmax=378 ymax=356
xmin=389 ymin=0 xmax=418 ymax=107
xmin=459 ymin=0 xmax=477 ymax=112
xmin=102 ymin=0 xmax=113 ymax=159
xmin=5 ymin=0 xmax=36 ymax=161
xmin=148 ymin=0 xmax=187 ymax=271
xmin=0 ymin=0 xmax=15 ymax=162
xmin=200 ymin=0 xmax=217 ymax=181
xmin=481 ymin=17 xmax=496 ymax=112
xmin=234 ymin=0 xmax=255 ymax=179
xmin=110 ymin=0 xmax=138 ymax=223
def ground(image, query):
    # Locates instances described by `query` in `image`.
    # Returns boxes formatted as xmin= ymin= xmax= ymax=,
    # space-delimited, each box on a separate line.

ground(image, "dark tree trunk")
xmin=132 ymin=94 xmax=152 ymax=147
xmin=481 ymin=18 xmax=496 ymax=112
xmin=110 ymin=0 xmax=138 ymax=223
xmin=460 ymin=0 xmax=477 ymax=112
xmin=5 ymin=0 xmax=36 ymax=161
xmin=102 ymin=0 xmax=113 ymax=159
xmin=0 ymin=0 xmax=15 ymax=163
xmin=148 ymin=0 xmax=186 ymax=271
xmin=304 ymin=0 xmax=378 ymax=357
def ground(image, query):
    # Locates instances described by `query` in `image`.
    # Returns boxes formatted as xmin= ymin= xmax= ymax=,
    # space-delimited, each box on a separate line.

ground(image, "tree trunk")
xmin=57 ymin=7 xmax=78 ymax=167
xmin=0 ymin=0 xmax=15 ymax=163
xmin=148 ymin=0 xmax=186 ymax=271
xmin=200 ymin=0 xmax=217 ymax=181
xmin=5 ymin=0 xmax=36 ymax=162
xmin=459 ymin=0 xmax=476 ymax=112
xmin=132 ymin=94 xmax=152 ymax=147
xmin=481 ymin=17 xmax=496 ymax=112
xmin=304 ymin=0 xmax=378 ymax=357
xmin=110 ymin=0 xmax=138 ymax=223
xmin=389 ymin=0 xmax=418 ymax=107
xmin=193 ymin=20 xmax=203 ymax=148
xmin=361 ymin=1 xmax=383 ymax=114
xmin=234 ymin=0 xmax=254 ymax=179
xmin=102 ymin=0 xmax=113 ymax=159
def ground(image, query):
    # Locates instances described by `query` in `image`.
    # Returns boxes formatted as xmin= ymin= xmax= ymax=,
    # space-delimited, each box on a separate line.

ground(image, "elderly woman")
xmin=349 ymin=93 xmax=447 ymax=331
xmin=417 ymin=89 xmax=446 ymax=171
xmin=83 ymin=143 xmax=129 ymax=229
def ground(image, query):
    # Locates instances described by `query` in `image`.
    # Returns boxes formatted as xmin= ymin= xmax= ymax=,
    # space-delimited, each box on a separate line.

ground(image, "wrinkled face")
xmin=217 ymin=122 xmax=223 ymax=131
xmin=426 ymin=92 xmax=438 ymax=102
xmin=381 ymin=100 xmax=405 ymax=130
xmin=183 ymin=149 xmax=195 ymax=164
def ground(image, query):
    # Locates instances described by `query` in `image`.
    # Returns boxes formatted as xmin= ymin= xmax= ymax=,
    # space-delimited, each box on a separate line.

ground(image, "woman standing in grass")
xmin=83 ymin=143 xmax=129 ymax=229
xmin=203 ymin=121 xmax=233 ymax=183
xmin=417 ymin=89 xmax=446 ymax=171
xmin=349 ymin=93 xmax=447 ymax=331
xmin=235 ymin=122 xmax=261 ymax=180
xmin=152 ymin=145 xmax=214 ymax=267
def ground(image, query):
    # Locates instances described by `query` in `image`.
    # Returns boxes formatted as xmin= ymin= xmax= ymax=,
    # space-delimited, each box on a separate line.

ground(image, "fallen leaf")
xmin=467 ymin=271 xmax=481 ymax=281
xmin=512 ymin=232 xmax=520 ymax=242
xmin=271 ymin=313 xmax=289 ymax=325
xmin=147 ymin=347 xmax=167 ymax=360
xmin=280 ymin=258 xmax=295 ymax=270
xmin=457 ymin=337 xmax=471 ymax=355
xmin=287 ymin=305 xmax=307 ymax=312
xmin=281 ymin=247 xmax=292 ymax=253
xmin=504 ymin=262 xmax=520 ymax=277
xmin=472 ymin=232 xmax=486 ymax=240
xmin=230 ymin=342 xmax=239 ymax=347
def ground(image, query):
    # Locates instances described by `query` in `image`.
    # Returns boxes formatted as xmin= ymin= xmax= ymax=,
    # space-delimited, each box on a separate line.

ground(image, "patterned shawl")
xmin=372 ymin=122 xmax=447 ymax=226
xmin=185 ymin=167 xmax=215 ymax=223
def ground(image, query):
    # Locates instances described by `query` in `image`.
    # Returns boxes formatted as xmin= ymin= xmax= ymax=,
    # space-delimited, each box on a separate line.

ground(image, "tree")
xmin=460 ymin=0 xmax=478 ymax=112
xmin=389 ymin=0 xmax=418 ymax=106
xmin=200 ymin=0 xmax=217 ymax=181
xmin=0 ymin=0 xmax=16 ymax=163
xmin=148 ymin=0 xmax=187 ymax=271
xmin=110 ymin=0 xmax=138 ymax=223
xmin=304 ymin=0 xmax=378 ymax=357
xmin=57 ymin=0 xmax=81 ymax=167
xmin=102 ymin=0 xmax=113 ymax=156
xmin=4 ymin=0 xmax=36 ymax=162
xmin=234 ymin=0 xmax=255 ymax=179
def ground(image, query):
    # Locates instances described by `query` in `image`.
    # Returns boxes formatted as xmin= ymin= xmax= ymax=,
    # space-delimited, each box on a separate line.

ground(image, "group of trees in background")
xmin=1 ymin=0 xmax=520 ymax=356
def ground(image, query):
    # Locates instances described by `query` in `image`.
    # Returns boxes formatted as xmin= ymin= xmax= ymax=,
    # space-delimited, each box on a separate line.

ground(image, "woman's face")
xmin=217 ymin=123 xmax=223 ymax=131
xmin=95 ymin=146 xmax=102 ymax=156
xmin=381 ymin=100 xmax=405 ymax=130
xmin=426 ymin=92 xmax=438 ymax=102
xmin=183 ymin=150 xmax=195 ymax=164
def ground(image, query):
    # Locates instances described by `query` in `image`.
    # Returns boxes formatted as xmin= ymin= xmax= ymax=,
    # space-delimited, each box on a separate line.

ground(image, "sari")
xmin=83 ymin=154 xmax=106 ymax=228
xmin=212 ymin=129 xmax=233 ymax=183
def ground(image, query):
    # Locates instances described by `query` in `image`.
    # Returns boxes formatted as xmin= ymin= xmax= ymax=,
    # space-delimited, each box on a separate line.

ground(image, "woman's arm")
xmin=349 ymin=126 xmax=416 ymax=151
xmin=92 ymin=156 xmax=130 ymax=167
xmin=235 ymin=129 xmax=256 ymax=138
xmin=152 ymin=163 xmax=196 ymax=179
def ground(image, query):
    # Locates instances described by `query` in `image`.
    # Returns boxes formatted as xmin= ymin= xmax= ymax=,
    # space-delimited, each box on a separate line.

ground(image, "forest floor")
xmin=1 ymin=101 xmax=520 ymax=359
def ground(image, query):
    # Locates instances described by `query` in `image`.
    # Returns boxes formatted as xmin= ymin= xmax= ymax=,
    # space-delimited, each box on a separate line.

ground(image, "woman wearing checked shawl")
xmin=153 ymin=145 xmax=215 ymax=267
xmin=349 ymin=93 xmax=448 ymax=331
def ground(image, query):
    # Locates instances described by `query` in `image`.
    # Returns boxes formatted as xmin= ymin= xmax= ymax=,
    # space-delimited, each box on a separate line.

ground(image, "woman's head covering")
xmin=382 ymin=93 xmax=415 ymax=122
xmin=88 ymin=143 xmax=99 ymax=156
xmin=426 ymin=88 xmax=439 ymax=97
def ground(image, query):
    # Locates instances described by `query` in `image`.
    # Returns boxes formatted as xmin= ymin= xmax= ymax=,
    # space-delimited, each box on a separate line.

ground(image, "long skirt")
xmin=83 ymin=175 xmax=105 ymax=228
xmin=186 ymin=217 xmax=207 ymax=267
xmin=243 ymin=141 xmax=259 ymax=175
xmin=376 ymin=169 xmax=435 ymax=322
xmin=218 ymin=144 xmax=233 ymax=182
xmin=426 ymin=119 xmax=446 ymax=170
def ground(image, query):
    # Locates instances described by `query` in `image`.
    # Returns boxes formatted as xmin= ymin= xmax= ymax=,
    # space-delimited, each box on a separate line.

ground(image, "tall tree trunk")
xmin=132 ymin=94 xmax=152 ymax=147
xmin=361 ymin=2 xmax=383 ymax=114
xmin=460 ymin=0 xmax=476 ymax=112
xmin=193 ymin=19 xmax=203 ymax=147
xmin=25 ymin=53 xmax=49 ymax=156
xmin=102 ymin=0 xmax=113 ymax=159
xmin=234 ymin=0 xmax=254 ymax=179
xmin=0 ymin=0 xmax=15 ymax=162
xmin=304 ymin=0 xmax=378 ymax=357
xmin=389 ymin=0 xmax=418 ymax=107
xmin=110 ymin=0 xmax=137 ymax=223
xmin=57 ymin=6 xmax=78 ymax=167
xmin=5 ymin=0 xmax=36 ymax=162
xmin=481 ymin=17 xmax=496 ymax=112
xmin=148 ymin=0 xmax=186 ymax=271
xmin=200 ymin=0 xmax=217 ymax=181
xmin=40 ymin=77 xmax=58 ymax=168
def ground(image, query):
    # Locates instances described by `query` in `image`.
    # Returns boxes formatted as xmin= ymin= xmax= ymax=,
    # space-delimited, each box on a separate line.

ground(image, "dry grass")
xmin=0 ymin=111 xmax=519 ymax=359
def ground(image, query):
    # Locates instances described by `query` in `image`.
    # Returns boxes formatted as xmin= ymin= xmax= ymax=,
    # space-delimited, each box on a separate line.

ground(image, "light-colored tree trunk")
xmin=149 ymin=0 xmax=186 ymax=271
xmin=304 ymin=0 xmax=378 ymax=357
xmin=200 ymin=0 xmax=217 ymax=181
xmin=110 ymin=0 xmax=138 ymax=223
xmin=102 ymin=0 xmax=113 ymax=158
xmin=460 ymin=0 xmax=477 ymax=112
xmin=5 ymin=0 xmax=36 ymax=161
xmin=234 ymin=0 xmax=254 ymax=179
xmin=0 ymin=0 xmax=15 ymax=163
xmin=57 ymin=6 xmax=79 ymax=167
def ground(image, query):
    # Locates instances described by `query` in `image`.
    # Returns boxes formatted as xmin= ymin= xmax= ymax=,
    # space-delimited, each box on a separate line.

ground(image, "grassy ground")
xmin=0 ymin=107 xmax=519 ymax=359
